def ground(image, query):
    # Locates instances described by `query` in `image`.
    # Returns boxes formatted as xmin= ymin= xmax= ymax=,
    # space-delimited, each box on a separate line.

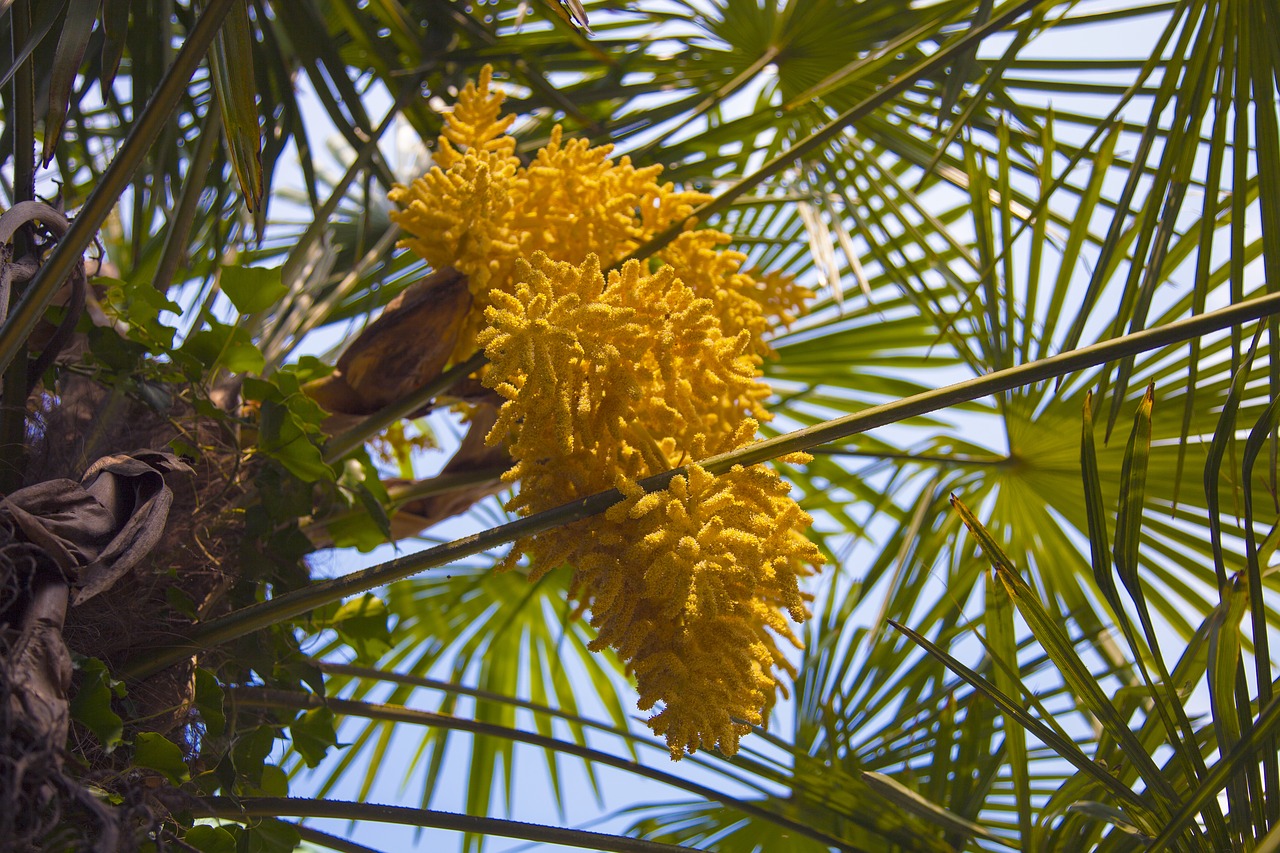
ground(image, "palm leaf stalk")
xmin=194 ymin=797 xmax=702 ymax=853
xmin=125 ymin=288 xmax=1280 ymax=677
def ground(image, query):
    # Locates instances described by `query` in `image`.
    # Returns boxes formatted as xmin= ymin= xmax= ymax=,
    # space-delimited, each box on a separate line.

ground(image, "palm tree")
xmin=2 ymin=0 xmax=1278 ymax=850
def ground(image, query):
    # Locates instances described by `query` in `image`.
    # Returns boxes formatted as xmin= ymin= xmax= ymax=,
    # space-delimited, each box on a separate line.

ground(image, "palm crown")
xmin=2 ymin=0 xmax=1278 ymax=850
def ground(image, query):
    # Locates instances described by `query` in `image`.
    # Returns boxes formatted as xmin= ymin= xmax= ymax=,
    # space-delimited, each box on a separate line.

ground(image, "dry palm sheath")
xmin=1 ymin=451 xmax=189 ymax=851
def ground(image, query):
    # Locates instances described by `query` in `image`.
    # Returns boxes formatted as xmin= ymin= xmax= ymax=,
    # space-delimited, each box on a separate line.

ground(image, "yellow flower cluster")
xmin=389 ymin=66 xmax=808 ymax=362
xmin=389 ymin=67 xmax=822 ymax=757
xmin=659 ymin=230 xmax=809 ymax=361
xmin=480 ymin=254 xmax=767 ymax=505
xmin=605 ymin=464 xmax=815 ymax=757
xmin=479 ymin=254 xmax=822 ymax=757
xmin=389 ymin=68 xmax=702 ymax=361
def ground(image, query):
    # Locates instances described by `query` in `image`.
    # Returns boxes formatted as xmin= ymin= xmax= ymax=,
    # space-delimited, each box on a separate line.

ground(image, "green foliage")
xmin=324 ymin=457 xmax=394 ymax=552
xmin=181 ymin=321 xmax=266 ymax=375
xmin=228 ymin=819 xmax=302 ymax=853
xmin=195 ymin=669 xmax=227 ymax=738
xmin=311 ymin=594 xmax=392 ymax=663
xmin=184 ymin=825 xmax=238 ymax=853
xmin=221 ymin=265 xmax=288 ymax=316
xmin=98 ymin=276 xmax=182 ymax=351
xmin=134 ymin=733 xmax=190 ymax=786
xmin=69 ymin=657 xmax=124 ymax=752
xmin=232 ymin=725 xmax=279 ymax=791
xmin=288 ymin=707 xmax=343 ymax=769
xmin=243 ymin=375 xmax=333 ymax=483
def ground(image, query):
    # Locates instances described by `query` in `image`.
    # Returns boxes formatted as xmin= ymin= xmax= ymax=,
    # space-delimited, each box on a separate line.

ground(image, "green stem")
xmin=194 ymin=797 xmax=703 ymax=853
xmin=696 ymin=290 xmax=1280 ymax=470
xmin=226 ymin=689 xmax=863 ymax=852
xmin=380 ymin=466 xmax=507 ymax=506
xmin=807 ymin=448 xmax=1011 ymax=467
xmin=0 ymin=0 xmax=237 ymax=378
xmin=153 ymin=104 xmax=223 ymax=293
xmin=1 ymin=0 xmax=35 ymax=494
xmin=120 ymin=287 xmax=1280 ymax=681
xmin=11 ymin=0 xmax=35 ymax=204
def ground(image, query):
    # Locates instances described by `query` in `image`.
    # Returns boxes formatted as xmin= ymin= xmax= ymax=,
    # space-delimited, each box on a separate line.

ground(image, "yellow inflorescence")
xmin=433 ymin=68 xmax=517 ymax=170
xmin=390 ymin=67 xmax=823 ymax=758
xmin=514 ymin=126 xmax=708 ymax=264
xmin=604 ymin=463 xmax=818 ymax=758
xmin=389 ymin=65 xmax=808 ymax=364
xmin=480 ymin=254 xmax=769 ymax=510
xmin=659 ymin=230 xmax=812 ymax=361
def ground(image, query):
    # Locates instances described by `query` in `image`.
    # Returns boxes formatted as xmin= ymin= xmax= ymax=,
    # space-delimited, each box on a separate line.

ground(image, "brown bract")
xmin=304 ymin=267 xmax=472 ymax=421
xmin=300 ymin=264 xmax=511 ymax=546
xmin=385 ymin=403 xmax=509 ymax=540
